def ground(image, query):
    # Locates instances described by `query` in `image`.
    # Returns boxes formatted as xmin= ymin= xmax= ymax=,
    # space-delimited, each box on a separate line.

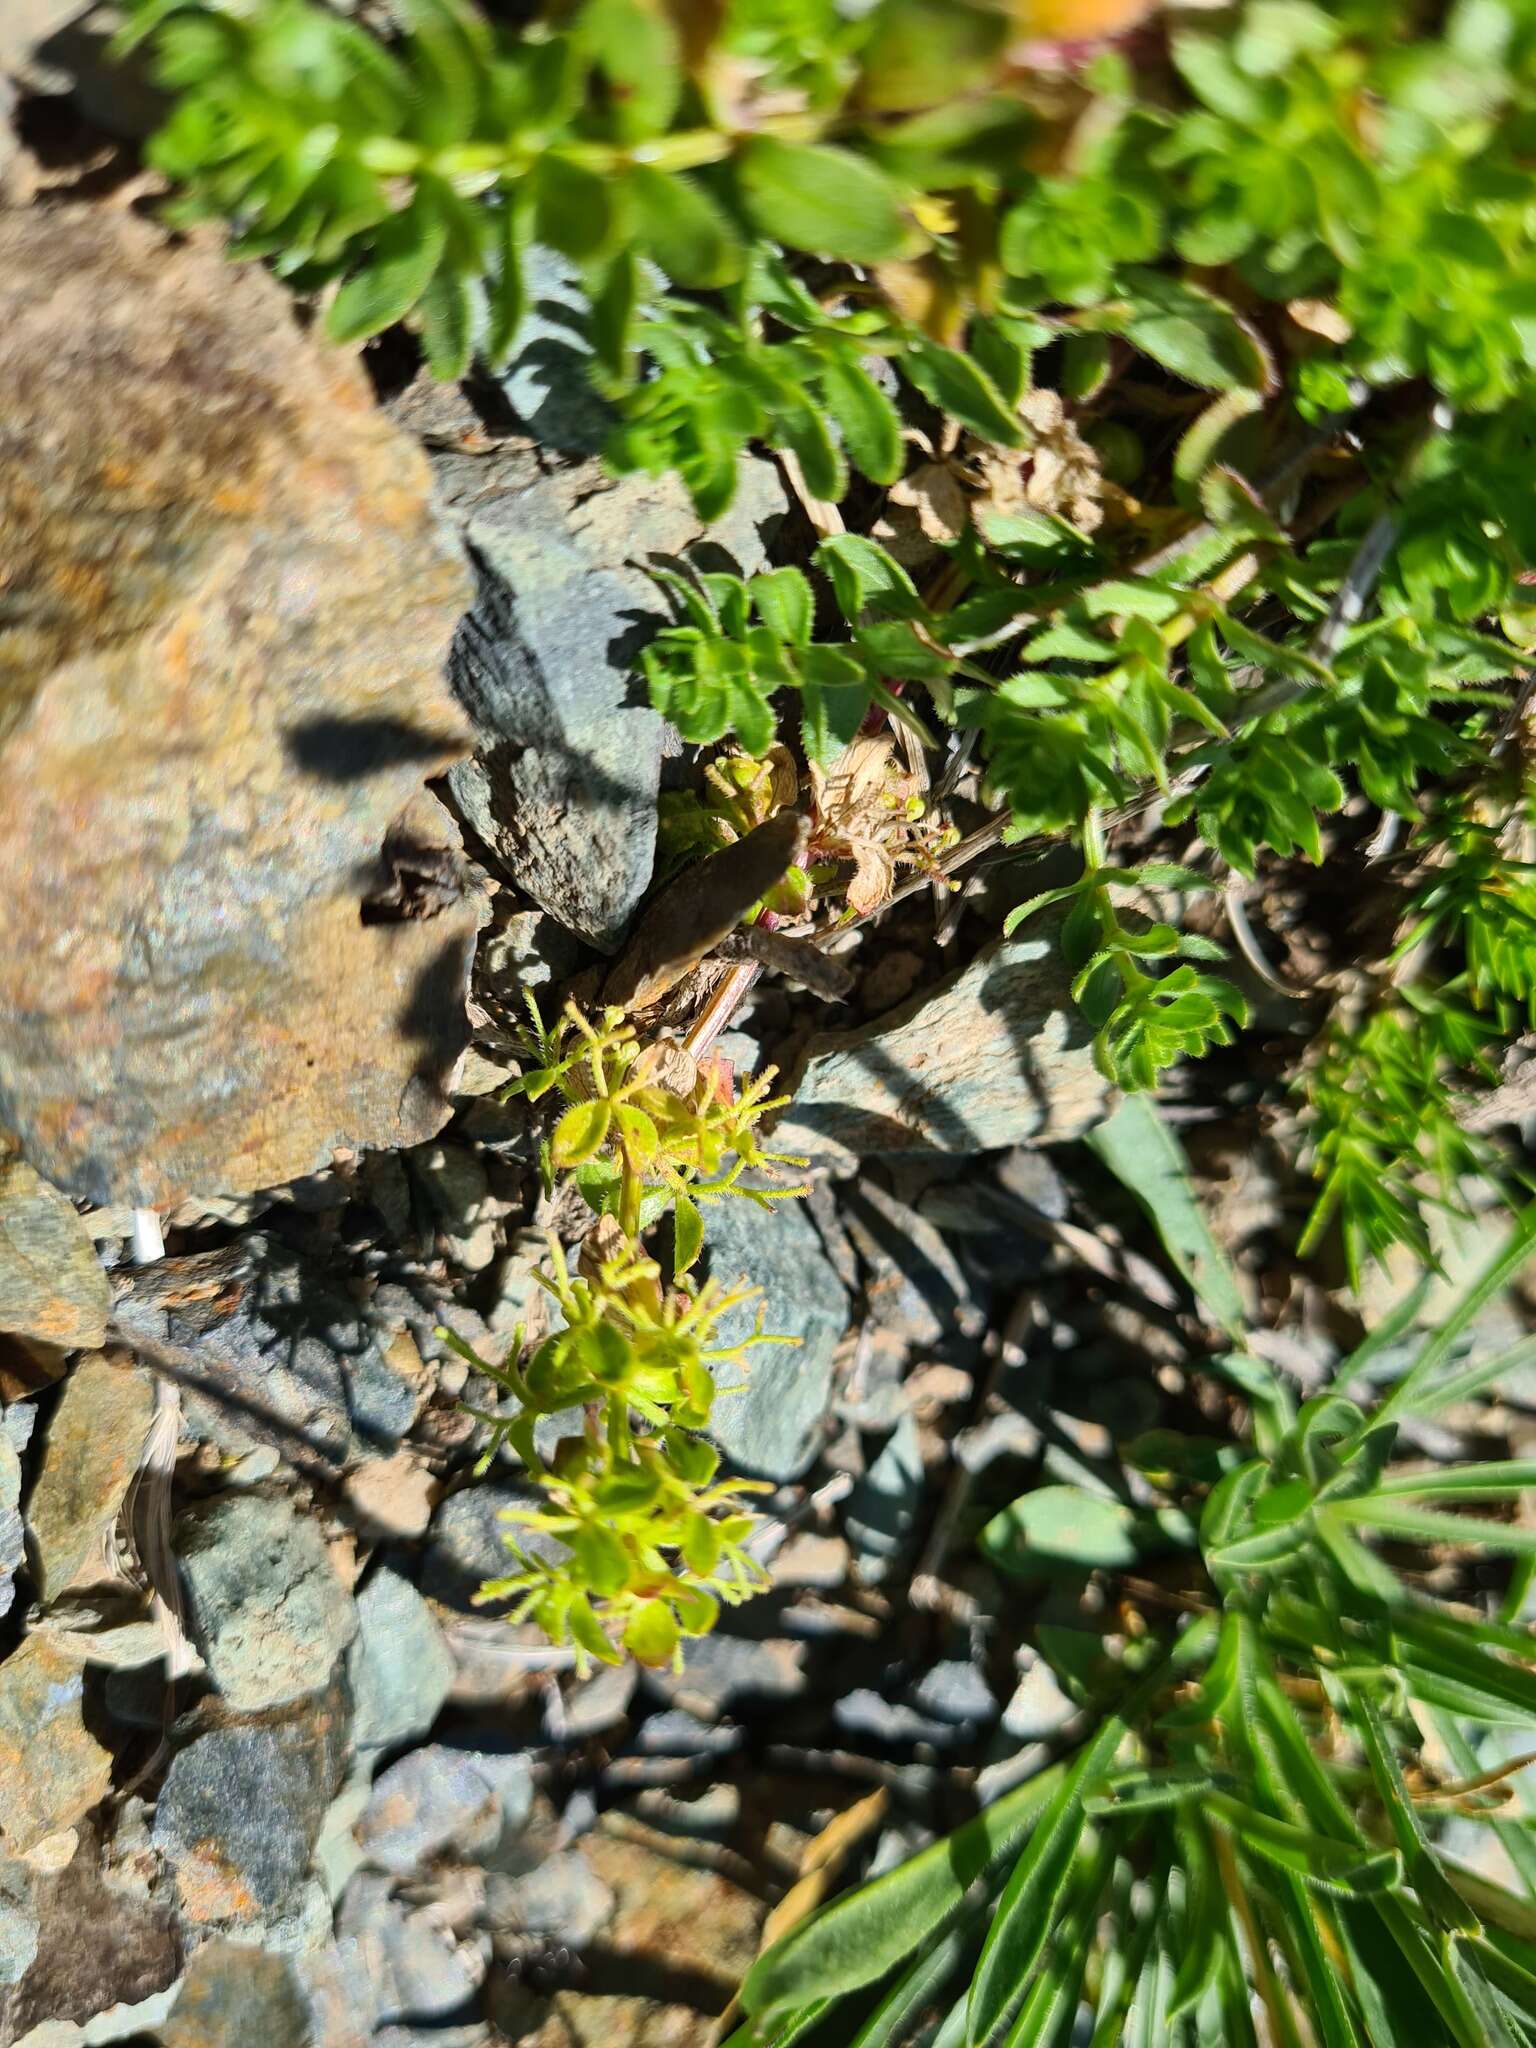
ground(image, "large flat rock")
xmin=775 ymin=924 xmax=1115 ymax=1166
xmin=0 ymin=210 xmax=477 ymax=1206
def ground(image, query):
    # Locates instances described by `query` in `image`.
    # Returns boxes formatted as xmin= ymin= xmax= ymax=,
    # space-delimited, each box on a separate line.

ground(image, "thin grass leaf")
xmin=1086 ymin=1093 xmax=1247 ymax=1340
xmin=1368 ymin=1202 xmax=1536 ymax=1434
xmin=1331 ymin=1499 xmax=1536 ymax=1556
xmin=968 ymin=1718 xmax=1129 ymax=2045
xmin=743 ymin=1767 xmax=1063 ymax=2021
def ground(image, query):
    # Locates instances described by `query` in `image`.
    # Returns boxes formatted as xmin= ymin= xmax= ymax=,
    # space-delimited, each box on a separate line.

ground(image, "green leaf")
xmin=418 ymin=263 xmax=477 ymax=380
xmin=968 ymin=1717 xmax=1127 ymax=2045
xmin=735 ymin=139 xmax=909 ymax=264
xmin=574 ymin=0 xmax=681 ymax=142
xmin=552 ymin=1097 xmax=613 ymax=1167
xmin=623 ymin=1598 xmax=679 ymax=1667
xmin=673 ymin=1195 xmax=704 ymax=1279
xmin=903 ymin=338 xmax=1024 ymax=447
xmin=750 ymin=568 xmax=814 ymax=647
xmin=848 ymin=1930 xmax=967 ymax=2048
xmin=1109 ymin=271 xmax=1274 ymax=393
xmin=327 ymin=192 xmax=447 ymax=344
xmin=818 ymin=354 xmax=904 ymax=486
xmin=779 ymin=393 xmax=848 ymax=503
xmin=1205 ymin=1793 xmax=1402 ymax=1896
xmin=743 ymin=1766 xmax=1064 ymax=2020
xmin=628 ymin=166 xmax=744 ymax=288
xmin=1371 ymin=1201 xmax=1536 ymax=1432
xmin=1330 ymin=1499 xmax=1536 ymax=1555
xmin=533 ymin=152 xmax=615 ymax=262
xmin=1087 ymin=1094 xmax=1247 ymax=1340
xmin=981 ymin=1486 xmax=1141 ymax=1576
xmin=815 ymin=534 xmax=924 ymax=621
xmin=484 ymin=199 xmax=526 ymax=367
xmin=1370 ymin=1460 xmax=1536 ymax=1500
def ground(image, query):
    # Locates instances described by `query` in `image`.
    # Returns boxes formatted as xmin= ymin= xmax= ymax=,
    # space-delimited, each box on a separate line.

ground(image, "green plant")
xmin=119 ymin=0 xmax=1536 ymax=1261
xmin=444 ymin=997 xmax=807 ymax=1667
xmin=732 ymin=1152 xmax=1536 ymax=2048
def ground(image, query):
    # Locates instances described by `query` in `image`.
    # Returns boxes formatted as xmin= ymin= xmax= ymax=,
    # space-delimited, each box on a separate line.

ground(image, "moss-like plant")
xmin=443 ymin=998 xmax=806 ymax=1667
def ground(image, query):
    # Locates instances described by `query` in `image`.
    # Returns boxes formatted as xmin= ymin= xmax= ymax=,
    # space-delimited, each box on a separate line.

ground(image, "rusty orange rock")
xmin=0 ymin=208 xmax=477 ymax=1205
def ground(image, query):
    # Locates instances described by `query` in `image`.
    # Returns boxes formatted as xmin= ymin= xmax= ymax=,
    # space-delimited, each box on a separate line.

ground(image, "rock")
xmin=546 ymin=1660 xmax=637 ymax=1744
xmin=775 ymin=924 xmax=1114 ymax=1166
xmin=0 ymin=1157 xmax=109 ymax=1377
xmin=571 ymin=1829 xmax=761 ymax=2005
xmin=335 ymin=1873 xmax=484 ymax=2029
xmin=768 ymin=1532 xmax=850 ymax=1592
xmin=834 ymin=1691 xmax=952 ymax=1748
xmin=489 ymin=1849 xmax=616 ymax=1952
xmin=995 ymin=1147 xmax=1071 ymax=1221
xmin=408 ymin=1142 xmax=508 ymax=1272
xmin=0 ymin=1427 xmax=21 ymax=1621
xmin=348 ymin=1568 xmax=454 ymax=1759
xmin=906 ymin=1660 xmax=997 ymax=1729
xmin=523 ymin=1990 xmax=719 ymax=2046
xmin=113 ymin=1237 xmax=421 ymax=1469
xmin=632 ymin=1784 xmax=741 ymax=1840
xmin=643 ymin=1634 xmax=805 ymax=1719
xmin=1002 ymin=1652 xmax=1079 ymax=1742
xmin=153 ymin=1688 xmax=351 ymax=1939
xmin=356 ymin=1745 xmax=533 ymax=1876
xmin=954 ymin=1407 xmax=1043 ymax=1475
xmin=497 ymin=247 xmax=618 ymax=457
xmin=434 ymin=429 xmax=784 ymax=952
xmin=0 ymin=1635 xmax=114 ymax=1854
xmin=26 ymin=1352 xmax=155 ymax=1604
xmin=176 ymin=1493 xmax=357 ymax=1712
xmin=345 ymin=1450 xmax=438 ymax=1544
xmin=700 ymin=1198 xmax=848 ymax=1483
xmin=632 ymin=1709 xmax=742 ymax=1759
xmin=0 ymin=208 xmax=475 ymax=1208
xmin=844 ymin=1414 xmax=925 ymax=1586
xmin=0 ymin=1855 xmax=37 ymax=1988
xmin=157 ymin=1942 xmax=314 ymax=2048
xmin=844 ymin=1181 xmax=975 ymax=1347
xmin=0 ymin=1818 xmax=179 ymax=2043
xmin=0 ymin=0 xmax=87 ymax=77
xmin=420 ymin=1480 xmax=549 ymax=1612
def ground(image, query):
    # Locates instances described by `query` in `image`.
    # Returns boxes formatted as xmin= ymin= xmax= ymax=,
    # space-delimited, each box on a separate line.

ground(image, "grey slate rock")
xmin=177 ymin=1492 xmax=357 ymax=1712
xmin=907 ymin=1660 xmax=997 ymax=1729
xmin=113 ymin=1236 xmax=420 ymax=1468
xmin=834 ymin=1690 xmax=954 ymax=1748
xmin=546 ymin=1659 xmax=637 ymax=1743
xmin=702 ymin=1197 xmax=849 ymax=1482
xmin=845 ymin=1413 xmax=924 ymax=1585
xmin=1002 ymin=1653 xmax=1079 ymax=1742
xmin=420 ymin=1479 xmax=556 ymax=1612
xmin=153 ymin=1687 xmax=351 ymax=1937
xmin=0 ymin=1856 xmax=37 ymax=1988
xmin=642 ymin=1632 xmax=806 ymax=1717
xmin=0 ymin=1428 xmax=20 ymax=1622
xmin=348 ymin=1567 xmax=454 ymax=1759
xmin=356 ymin=1745 xmax=534 ymax=1876
xmin=633 ymin=1708 xmax=743 ymax=1758
xmin=435 ymin=434 xmax=785 ymax=952
xmin=775 ymin=923 xmax=1115 ymax=1165
xmin=336 ymin=1872 xmax=485 ymax=2028
xmin=497 ymin=247 xmax=615 ymax=456
xmin=157 ymin=1940 xmax=313 ymax=2048
xmin=487 ymin=1849 xmax=615 ymax=1951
